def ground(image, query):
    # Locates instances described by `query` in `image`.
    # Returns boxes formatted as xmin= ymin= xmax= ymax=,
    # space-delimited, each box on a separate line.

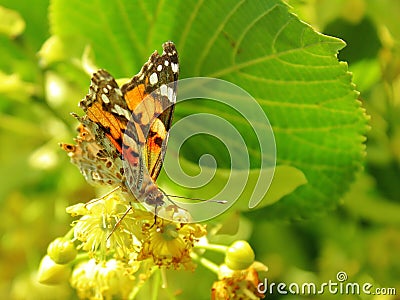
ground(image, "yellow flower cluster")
xmin=38 ymin=191 xmax=266 ymax=299
xmin=70 ymin=258 xmax=138 ymax=300
xmin=67 ymin=193 xmax=207 ymax=266
xmin=39 ymin=191 xmax=212 ymax=298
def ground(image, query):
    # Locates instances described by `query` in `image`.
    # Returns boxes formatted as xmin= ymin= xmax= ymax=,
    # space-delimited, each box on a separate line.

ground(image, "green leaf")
xmin=159 ymin=158 xmax=306 ymax=213
xmin=250 ymin=165 xmax=307 ymax=208
xmin=50 ymin=0 xmax=368 ymax=220
xmin=344 ymin=173 xmax=400 ymax=225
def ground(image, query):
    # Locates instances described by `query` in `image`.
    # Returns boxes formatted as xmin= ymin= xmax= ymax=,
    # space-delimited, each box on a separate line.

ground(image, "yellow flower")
xmin=137 ymin=218 xmax=207 ymax=270
xmin=211 ymin=261 xmax=268 ymax=300
xmin=68 ymin=194 xmax=143 ymax=259
xmin=70 ymin=258 xmax=139 ymax=299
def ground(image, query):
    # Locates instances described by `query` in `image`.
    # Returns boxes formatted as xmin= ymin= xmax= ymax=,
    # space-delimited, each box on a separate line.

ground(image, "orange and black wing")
xmin=121 ymin=41 xmax=179 ymax=181
xmin=79 ymin=42 xmax=179 ymax=182
xmin=79 ymin=69 xmax=129 ymax=155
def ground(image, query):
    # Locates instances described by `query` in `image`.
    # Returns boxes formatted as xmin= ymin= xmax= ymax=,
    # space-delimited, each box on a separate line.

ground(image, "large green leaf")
xmin=50 ymin=0 xmax=368 ymax=220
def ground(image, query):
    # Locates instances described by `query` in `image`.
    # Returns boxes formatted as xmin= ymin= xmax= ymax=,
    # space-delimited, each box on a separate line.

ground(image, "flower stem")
xmin=191 ymin=252 xmax=220 ymax=274
xmin=196 ymin=243 xmax=228 ymax=254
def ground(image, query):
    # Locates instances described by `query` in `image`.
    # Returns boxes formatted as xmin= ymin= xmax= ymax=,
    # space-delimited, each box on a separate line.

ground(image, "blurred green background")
xmin=1 ymin=0 xmax=400 ymax=299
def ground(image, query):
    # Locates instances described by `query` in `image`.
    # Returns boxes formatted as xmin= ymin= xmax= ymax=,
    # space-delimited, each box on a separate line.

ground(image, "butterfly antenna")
xmin=165 ymin=194 xmax=227 ymax=204
xmin=106 ymin=205 xmax=132 ymax=241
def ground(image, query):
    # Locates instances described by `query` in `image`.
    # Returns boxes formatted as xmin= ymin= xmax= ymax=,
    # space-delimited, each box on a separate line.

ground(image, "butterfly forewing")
xmin=121 ymin=42 xmax=179 ymax=181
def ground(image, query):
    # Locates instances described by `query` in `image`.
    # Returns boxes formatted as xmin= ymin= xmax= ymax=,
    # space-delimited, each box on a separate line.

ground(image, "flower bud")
xmin=38 ymin=36 xmax=65 ymax=67
xmin=224 ymin=240 xmax=255 ymax=270
xmin=0 ymin=6 xmax=25 ymax=38
xmin=47 ymin=238 xmax=77 ymax=264
xmin=37 ymin=255 xmax=71 ymax=285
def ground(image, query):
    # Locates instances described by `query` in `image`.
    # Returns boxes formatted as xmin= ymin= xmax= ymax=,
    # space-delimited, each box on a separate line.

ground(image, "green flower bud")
xmin=37 ymin=255 xmax=71 ymax=285
xmin=224 ymin=240 xmax=255 ymax=270
xmin=37 ymin=36 xmax=66 ymax=67
xmin=47 ymin=238 xmax=77 ymax=264
xmin=0 ymin=6 xmax=25 ymax=38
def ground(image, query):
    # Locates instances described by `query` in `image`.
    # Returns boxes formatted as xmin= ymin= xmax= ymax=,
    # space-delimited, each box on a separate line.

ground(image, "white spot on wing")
xmin=102 ymin=87 xmax=108 ymax=93
xmin=115 ymin=88 xmax=123 ymax=96
xmin=92 ymin=171 xmax=101 ymax=180
xmin=164 ymin=60 xmax=169 ymax=66
xmin=112 ymin=104 xmax=131 ymax=120
xmin=91 ymin=81 xmax=98 ymax=91
xmin=160 ymin=84 xmax=168 ymax=96
xmin=101 ymin=94 xmax=110 ymax=103
xmin=149 ymin=72 xmax=158 ymax=85
xmin=157 ymin=64 xmax=162 ymax=72
xmin=171 ymin=62 xmax=179 ymax=73
xmin=168 ymin=86 xmax=175 ymax=103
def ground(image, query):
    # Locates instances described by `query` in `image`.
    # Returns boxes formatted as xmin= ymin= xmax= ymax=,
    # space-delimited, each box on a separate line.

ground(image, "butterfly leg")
xmin=149 ymin=204 xmax=160 ymax=229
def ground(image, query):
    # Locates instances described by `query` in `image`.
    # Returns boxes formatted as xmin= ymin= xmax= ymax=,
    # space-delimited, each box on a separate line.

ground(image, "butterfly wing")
xmin=78 ymin=42 xmax=178 ymax=182
xmin=65 ymin=42 xmax=178 ymax=208
xmin=79 ymin=69 xmax=129 ymax=154
xmin=121 ymin=41 xmax=179 ymax=181
xmin=60 ymin=114 xmax=124 ymax=188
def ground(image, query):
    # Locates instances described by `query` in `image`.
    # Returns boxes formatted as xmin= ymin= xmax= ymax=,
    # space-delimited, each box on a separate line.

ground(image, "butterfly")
xmin=61 ymin=41 xmax=179 ymax=216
